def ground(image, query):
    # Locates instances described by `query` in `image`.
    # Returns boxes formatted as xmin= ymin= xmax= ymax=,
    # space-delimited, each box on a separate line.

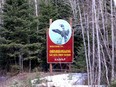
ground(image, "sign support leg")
xmin=69 ymin=63 xmax=71 ymax=72
xmin=50 ymin=63 xmax=53 ymax=74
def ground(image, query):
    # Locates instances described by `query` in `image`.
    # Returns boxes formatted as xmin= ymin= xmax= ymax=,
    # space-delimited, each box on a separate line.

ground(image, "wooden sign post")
xmin=49 ymin=19 xmax=53 ymax=74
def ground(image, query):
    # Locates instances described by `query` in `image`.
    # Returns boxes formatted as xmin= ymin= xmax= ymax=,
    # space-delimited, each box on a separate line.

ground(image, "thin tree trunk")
xmin=92 ymin=1 xmax=96 ymax=86
xmin=28 ymin=0 xmax=32 ymax=73
xmin=93 ymin=0 xmax=101 ymax=86
xmin=101 ymin=45 xmax=110 ymax=85
xmin=34 ymin=0 xmax=38 ymax=16
xmin=111 ymin=0 xmax=115 ymax=81
xmin=68 ymin=0 xmax=115 ymax=85
xmin=99 ymin=0 xmax=106 ymax=39
xmin=85 ymin=11 xmax=93 ymax=86
xmin=0 ymin=0 xmax=4 ymax=24
xmin=29 ymin=59 xmax=31 ymax=73
xmin=22 ymin=58 xmax=23 ymax=72
xmin=68 ymin=0 xmax=77 ymax=24
xmin=77 ymin=0 xmax=90 ymax=85
xmin=34 ymin=0 xmax=39 ymax=35
xmin=19 ymin=54 xmax=23 ymax=72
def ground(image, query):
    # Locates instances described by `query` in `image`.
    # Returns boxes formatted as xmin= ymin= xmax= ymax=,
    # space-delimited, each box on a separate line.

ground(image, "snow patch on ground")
xmin=31 ymin=73 xmax=106 ymax=87
xmin=42 ymin=73 xmax=87 ymax=85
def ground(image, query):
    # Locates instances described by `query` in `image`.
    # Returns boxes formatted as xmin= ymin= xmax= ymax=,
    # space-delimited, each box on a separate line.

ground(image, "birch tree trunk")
xmin=77 ymin=0 xmax=90 ymax=85
xmin=68 ymin=0 xmax=78 ymax=24
xmin=101 ymin=45 xmax=110 ymax=85
xmin=93 ymin=0 xmax=101 ymax=85
xmin=111 ymin=0 xmax=115 ymax=81
xmin=67 ymin=0 xmax=116 ymax=86
xmin=0 ymin=0 xmax=4 ymax=24
xmin=34 ymin=0 xmax=38 ymax=16
xmin=34 ymin=0 xmax=39 ymax=36
xmin=91 ymin=1 xmax=96 ymax=85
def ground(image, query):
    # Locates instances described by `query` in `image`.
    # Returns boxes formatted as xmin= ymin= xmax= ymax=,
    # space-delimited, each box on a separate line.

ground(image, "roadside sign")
xmin=47 ymin=19 xmax=73 ymax=63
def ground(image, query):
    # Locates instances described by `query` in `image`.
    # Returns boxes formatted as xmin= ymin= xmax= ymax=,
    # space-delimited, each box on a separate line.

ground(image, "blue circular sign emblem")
xmin=49 ymin=19 xmax=72 ymax=45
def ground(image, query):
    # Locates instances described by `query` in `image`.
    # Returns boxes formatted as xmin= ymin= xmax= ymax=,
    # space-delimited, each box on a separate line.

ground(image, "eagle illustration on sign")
xmin=49 ymin=19 xmax=72 ymax=45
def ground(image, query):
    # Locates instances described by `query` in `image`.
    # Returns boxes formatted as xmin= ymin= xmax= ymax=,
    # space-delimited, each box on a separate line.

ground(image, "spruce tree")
xmin=50 ymin=0 xmax=72 ymax=19
xmin=3 ymin=0 xmax=34 ymax=44
xmin=0 ymin=0 xmax=41 ymax=72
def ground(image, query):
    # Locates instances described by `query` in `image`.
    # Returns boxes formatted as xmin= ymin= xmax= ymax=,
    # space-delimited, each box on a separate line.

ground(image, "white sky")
xmin=114 ymin=0 xmax=116 ymax=6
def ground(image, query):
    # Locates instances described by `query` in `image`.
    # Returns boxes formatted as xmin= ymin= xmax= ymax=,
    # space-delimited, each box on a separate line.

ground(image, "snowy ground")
xmin=43 ymin=73 xmax=87 ymax=87
xmin=31 ymin=73 xmax=106 ymax=87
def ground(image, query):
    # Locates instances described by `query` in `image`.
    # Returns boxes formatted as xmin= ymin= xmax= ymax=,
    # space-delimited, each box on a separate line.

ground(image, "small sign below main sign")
xmin=47 ymin=19 xmax=73 ymax=63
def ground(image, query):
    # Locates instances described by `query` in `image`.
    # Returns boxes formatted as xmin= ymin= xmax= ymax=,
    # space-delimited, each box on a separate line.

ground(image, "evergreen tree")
xmin=0 ymin=0 xmax=72 ymax=72
xmin=2 ymin=0 xmax=34 ymax=44
xmin=73 ymin=28 xmax=87 ymax=72
xmin=0 ymin=0 xmax=41 ymax=72
xmin=51 ymin=0 xmax=72 ymax=19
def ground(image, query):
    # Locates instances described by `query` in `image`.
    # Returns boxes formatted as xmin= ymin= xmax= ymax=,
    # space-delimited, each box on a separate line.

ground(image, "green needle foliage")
xmin=0 ymin=0 xmax=41 ymax=72
xmin=0 ymin=0 xmax=73 ymax=72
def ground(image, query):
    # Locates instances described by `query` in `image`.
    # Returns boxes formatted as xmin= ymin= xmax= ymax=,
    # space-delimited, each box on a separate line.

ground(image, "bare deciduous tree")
xmin=68 ymin=0 xmax=116 ymax=86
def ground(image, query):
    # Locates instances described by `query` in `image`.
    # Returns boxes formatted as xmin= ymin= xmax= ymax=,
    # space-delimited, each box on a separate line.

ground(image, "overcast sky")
xmin=114 ymin=0 xmax=116 ymax=6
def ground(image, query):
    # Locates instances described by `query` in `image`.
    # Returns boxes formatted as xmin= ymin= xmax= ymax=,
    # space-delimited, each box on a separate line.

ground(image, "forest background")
xmin=0 ymin=0 xmax=116 ymax=86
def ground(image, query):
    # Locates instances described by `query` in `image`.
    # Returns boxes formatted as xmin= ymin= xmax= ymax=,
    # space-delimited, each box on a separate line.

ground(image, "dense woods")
xmin=0 ymin=0 xmax=73 ymax=72
xmin=0 ymin=0 xmax=116 ymax=86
